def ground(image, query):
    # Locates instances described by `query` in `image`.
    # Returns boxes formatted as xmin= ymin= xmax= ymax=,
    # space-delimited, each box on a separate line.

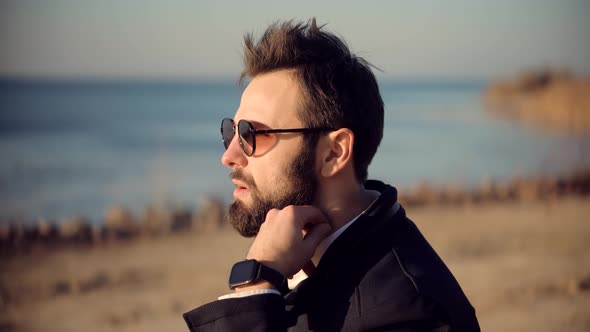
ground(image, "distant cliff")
xmin=483 ymin=69 xmax=590 ymax=134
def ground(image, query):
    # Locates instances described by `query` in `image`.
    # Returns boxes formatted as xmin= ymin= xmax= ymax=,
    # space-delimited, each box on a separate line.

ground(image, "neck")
xmin=316 ymin=182 xmax=380 ymax=233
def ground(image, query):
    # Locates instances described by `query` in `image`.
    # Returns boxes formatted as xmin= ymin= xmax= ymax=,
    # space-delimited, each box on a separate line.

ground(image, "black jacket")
xmin=183 ymin=180 xmax=480 ymax=331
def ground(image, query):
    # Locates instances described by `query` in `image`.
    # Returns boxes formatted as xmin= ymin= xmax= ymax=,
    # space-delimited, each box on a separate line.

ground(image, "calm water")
xmin=0 ymin=79 xmax=588 ymax=222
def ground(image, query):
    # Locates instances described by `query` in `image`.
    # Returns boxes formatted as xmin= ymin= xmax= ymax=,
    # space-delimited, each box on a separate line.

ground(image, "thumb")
xmin=303 ymin=223 xmax=332 ymax=248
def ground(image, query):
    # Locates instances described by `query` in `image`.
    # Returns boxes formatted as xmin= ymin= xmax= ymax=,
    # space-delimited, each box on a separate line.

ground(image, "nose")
xmin=221 ymin=134 xmax=248 ymax=169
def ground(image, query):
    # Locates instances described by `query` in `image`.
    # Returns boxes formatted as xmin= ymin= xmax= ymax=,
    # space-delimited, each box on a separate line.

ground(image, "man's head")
xmin=222 ymin=19 xmax=384 ymax=236
xmin=241 ymin=19 xmax=384 ymax=182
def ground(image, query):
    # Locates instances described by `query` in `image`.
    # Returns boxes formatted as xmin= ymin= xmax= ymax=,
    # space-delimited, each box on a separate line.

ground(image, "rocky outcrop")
xmin=58 ymin=216 xmax=94 ymax=245
xmin=103 ymin=206 xmax=139 ymax=241
xmin=483 ymin=69 xmax=590 ymax=134
xmin=192 ymin=197 xmax=225 ymax=233
xmin=1 ymin=171 xmax=589 ymax=255
xmin=0 ymin=199 xmax=226 ymax=255
xmin=398 ymin=169 xmax=590 ymax=207
xmin=142 ymin=204 xmax=173 ymax=236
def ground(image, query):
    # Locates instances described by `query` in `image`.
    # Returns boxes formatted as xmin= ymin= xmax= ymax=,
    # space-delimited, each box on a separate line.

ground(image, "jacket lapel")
xmin=284 ymin=181 xmax=402 ymax=330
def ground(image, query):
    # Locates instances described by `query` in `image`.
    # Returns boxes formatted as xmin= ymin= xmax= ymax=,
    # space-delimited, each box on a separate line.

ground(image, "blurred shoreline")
xmin=1 ymin=168 xmax=589 ymax=257
xmin=484 ymin=68 xmax=590 ymax=135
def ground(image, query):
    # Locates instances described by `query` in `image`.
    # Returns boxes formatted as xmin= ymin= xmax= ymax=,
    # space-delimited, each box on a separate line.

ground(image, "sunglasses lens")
xmin=238 ymin=120 xmax=255 ymax=156
xmin=221 ymin=118 xmax=234 ymax=149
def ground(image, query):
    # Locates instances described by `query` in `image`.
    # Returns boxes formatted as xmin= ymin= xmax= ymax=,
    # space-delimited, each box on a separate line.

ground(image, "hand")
xmin=245 ymin=205 xmax=332 ymax=278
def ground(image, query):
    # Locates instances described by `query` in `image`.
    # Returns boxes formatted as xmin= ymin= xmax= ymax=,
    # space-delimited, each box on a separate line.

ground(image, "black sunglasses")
xmin=221 ymin=118 xmax=335 ymax=156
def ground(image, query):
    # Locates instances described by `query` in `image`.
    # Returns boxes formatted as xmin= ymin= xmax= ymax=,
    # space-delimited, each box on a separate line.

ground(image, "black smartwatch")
xmin=228 ymin=259 xmax=287 ymax=292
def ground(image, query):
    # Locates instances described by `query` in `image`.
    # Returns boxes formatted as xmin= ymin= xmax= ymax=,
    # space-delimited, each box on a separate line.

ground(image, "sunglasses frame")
xmin=221 ymin=118 xmax=335 ymax=156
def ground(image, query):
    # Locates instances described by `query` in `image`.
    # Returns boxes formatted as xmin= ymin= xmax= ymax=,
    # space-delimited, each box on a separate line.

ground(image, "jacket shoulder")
xmin=353 ymin=213 xmax=480 ymax=331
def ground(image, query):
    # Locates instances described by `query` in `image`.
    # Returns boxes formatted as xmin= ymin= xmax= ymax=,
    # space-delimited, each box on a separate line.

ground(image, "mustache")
xmin=230 ymin=169 xmax=257 ymax=189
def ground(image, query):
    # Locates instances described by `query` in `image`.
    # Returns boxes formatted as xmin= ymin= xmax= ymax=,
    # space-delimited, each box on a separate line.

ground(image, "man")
xmin=183 ymin=19 xmax=480 ymax=331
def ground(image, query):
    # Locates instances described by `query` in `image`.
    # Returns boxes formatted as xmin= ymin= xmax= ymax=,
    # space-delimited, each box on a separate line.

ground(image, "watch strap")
xmin=257 ymin=262 xmax=287 ymax=293
xmin=229 ymin=259 xmax=288 ymax=294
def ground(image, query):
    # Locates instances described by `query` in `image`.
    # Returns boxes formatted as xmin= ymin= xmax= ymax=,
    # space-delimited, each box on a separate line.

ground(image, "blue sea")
xmin=1 ymin=79 xmax=588 ymax=223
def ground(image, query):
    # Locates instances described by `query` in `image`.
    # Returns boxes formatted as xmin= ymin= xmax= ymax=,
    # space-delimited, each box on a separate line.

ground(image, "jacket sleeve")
xmin=183 ymin=294 xmax=287 ymax=332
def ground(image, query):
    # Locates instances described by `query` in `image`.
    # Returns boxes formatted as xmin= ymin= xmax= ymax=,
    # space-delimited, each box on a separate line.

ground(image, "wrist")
xmin=228 ymin=259 xmax=288 ymax=293
xmin=245 ymin=257 xmax=285 ymax=278
xmin=234 ymin=280 xmax=275 ymax=292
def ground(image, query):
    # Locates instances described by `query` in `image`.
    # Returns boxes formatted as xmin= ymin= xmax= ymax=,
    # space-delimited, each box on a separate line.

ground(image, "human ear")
xmin=318 ymin=128 xmax=354 ymax=178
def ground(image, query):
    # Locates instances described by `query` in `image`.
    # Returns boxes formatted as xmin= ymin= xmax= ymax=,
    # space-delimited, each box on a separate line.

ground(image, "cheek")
xmin=250 ymin=157 xmax=291 ymax=194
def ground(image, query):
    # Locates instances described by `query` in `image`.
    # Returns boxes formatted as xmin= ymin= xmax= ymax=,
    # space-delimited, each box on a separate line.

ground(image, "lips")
xmin=230 ymin=170 xmax=255 ymax=199
xmin=232 ymin=184 xmax=250 ymax=200
xmin=232 ymin=179 xmax=249 ymax=190
xmin=230 ymin=177 xmax=251 ymax=199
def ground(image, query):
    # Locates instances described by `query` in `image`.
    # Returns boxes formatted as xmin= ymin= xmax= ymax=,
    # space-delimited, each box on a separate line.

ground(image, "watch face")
xmin=229 ymin=259 xmax=259 ymax=288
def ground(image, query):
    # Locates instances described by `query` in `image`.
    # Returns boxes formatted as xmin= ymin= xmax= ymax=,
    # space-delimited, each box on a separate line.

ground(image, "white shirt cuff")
xmin=217 ymin=288 xmax=282 ymax=300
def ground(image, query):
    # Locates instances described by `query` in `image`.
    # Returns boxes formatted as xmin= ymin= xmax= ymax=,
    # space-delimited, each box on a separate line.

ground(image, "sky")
xmin=1 ymin=0 xmax=589 ymax=80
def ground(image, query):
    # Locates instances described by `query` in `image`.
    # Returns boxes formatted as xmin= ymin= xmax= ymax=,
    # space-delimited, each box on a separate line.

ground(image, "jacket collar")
xmin=286 ymin=180 xmax=402 ymax=304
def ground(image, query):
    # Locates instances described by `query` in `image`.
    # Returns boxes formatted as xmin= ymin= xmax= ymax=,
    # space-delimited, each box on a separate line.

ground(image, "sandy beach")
xmin=1 ymin=196 xmax=589 ymax=332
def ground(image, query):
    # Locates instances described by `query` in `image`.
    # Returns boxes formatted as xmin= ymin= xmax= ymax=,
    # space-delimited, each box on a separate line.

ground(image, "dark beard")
xmin=227 ymin=147 xmax=317 ymax=237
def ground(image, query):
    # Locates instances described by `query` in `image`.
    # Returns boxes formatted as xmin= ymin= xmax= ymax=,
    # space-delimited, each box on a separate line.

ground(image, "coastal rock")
xmin=78 ymin=272 xmax=111 ymax=293
xmin=478 ymin=177 xmax=499 ymax=201
xmin=8 ymin=223 xmax=27 ymax=249
xmin=52 ymin=280 xmax=72 ymax=296
xmin=193 ymin=197 xmax=225 ymax=232
xmin=104 ymin=206 xmax=138 ymax=240
xmin=0 ymin=223 xmax=34 ymax=252
xmin=36 ymin=219 xmax=59 ymax=245
xmin=511 ymin=177 xmax=541 ymax=202
xmin=142 ymin=204 xmax=173 ymax=236
xmin=170 ymin=209 xmax=192 ymax=232
xmin=0 ymin=224 xmax=10 ymax=252
xmin=577 ymin=276 xmax=590 ymax=293
xmin=412 ymin=182 xmax=436 ymax=206
xmin=0 ymin=223 xmax=9 ymax=241
xmin=2 ymin=168 xmax=588 ymax=253
xmin=58 ymin=216 xmax=93 ymax=245
xmin=568 ymin=169 xmax=590 ymax=194
xmin=477 ymin=177 xmax=517 ymax=202
xmin=437 ymin=184 xmax=467 ymax=205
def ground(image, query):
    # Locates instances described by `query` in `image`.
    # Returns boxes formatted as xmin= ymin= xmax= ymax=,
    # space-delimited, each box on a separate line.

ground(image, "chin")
xmin=232 ymin=195 xmax=253 ymax=208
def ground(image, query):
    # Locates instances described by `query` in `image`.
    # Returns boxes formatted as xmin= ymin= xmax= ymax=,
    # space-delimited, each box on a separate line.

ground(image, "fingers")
xmin=275 ymin=205 xmax=329 ymax=230
xmin=251 ymin=205 xmax=332 ymax=277
xmin=278 ymin=205 xmax=331 ymax=246
xmin=296 ymin=205 xmax=330 ymax=226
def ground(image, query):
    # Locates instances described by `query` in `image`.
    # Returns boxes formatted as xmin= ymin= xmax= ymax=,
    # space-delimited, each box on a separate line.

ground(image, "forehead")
xmin=235 ymin=70 xmax=304 ymax=128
